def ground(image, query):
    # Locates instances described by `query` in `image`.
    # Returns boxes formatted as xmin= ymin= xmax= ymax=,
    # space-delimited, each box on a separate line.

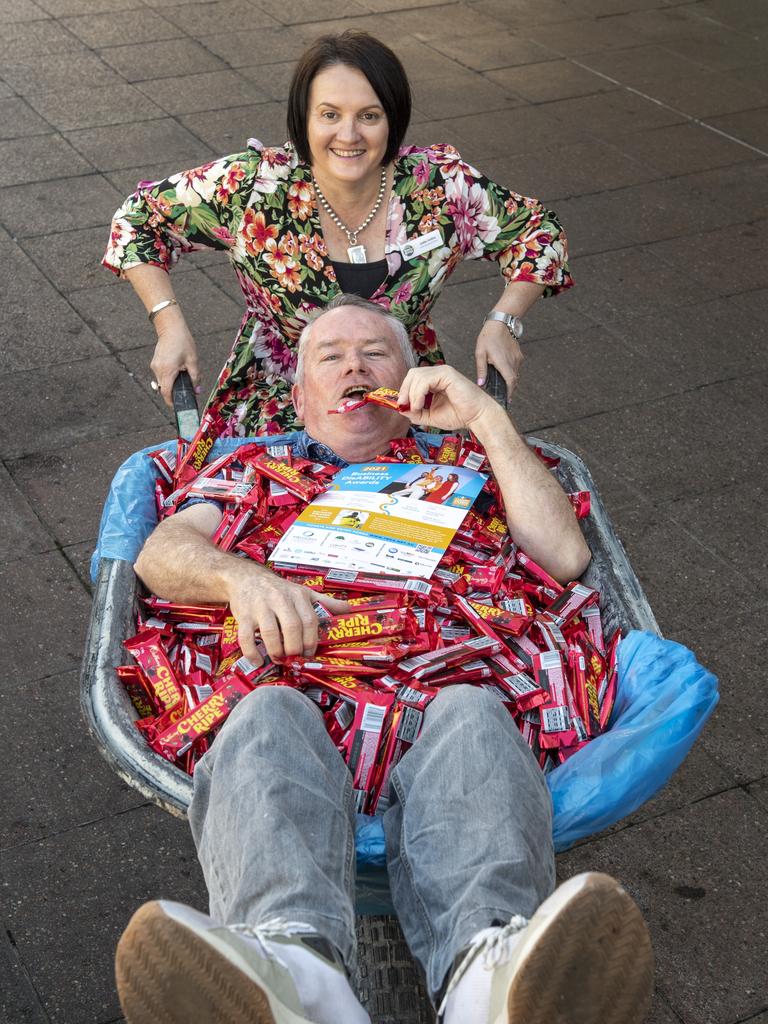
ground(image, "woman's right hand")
xmin=150 ymin=322 xmax=201 ymax=408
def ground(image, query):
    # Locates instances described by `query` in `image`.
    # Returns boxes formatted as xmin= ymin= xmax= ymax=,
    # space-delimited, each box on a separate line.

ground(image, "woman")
xmin=422 ymin=472 xmax=460 ymax=504
xmin=103 ymin=32 xmax=572 ymax=435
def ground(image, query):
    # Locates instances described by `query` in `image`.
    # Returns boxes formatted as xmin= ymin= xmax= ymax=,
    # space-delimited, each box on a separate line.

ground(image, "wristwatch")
xmin=484 ymin=310 xmax=524 ymax=339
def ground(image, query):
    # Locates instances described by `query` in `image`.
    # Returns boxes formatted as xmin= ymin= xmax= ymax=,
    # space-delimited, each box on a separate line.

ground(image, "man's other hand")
xmin=226 ymin=569 xmax=350 ymax=665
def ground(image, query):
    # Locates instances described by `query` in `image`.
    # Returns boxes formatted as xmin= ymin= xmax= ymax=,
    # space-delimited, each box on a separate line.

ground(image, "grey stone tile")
xmin=0 ymin=81 xmax=13 ymax=99
xmin=513 ymin=324 xmax=685 ymax=426
xmin=201 ymin=24 xmax=308 ymax=67
xmin=179 ymin=101 xmax=288 ymax=152
xmin=0 ymin=19 xmax=84 ymax=59
xmin=749 ymin=778 xmax=768 ymax=813
xmin=64 ymin=118 xmax=213 ymax=172
xmin=1 ymin=669 xmax=144 ymax=848
xmin=424 ymin=30 xmax=558 ymax=73
xmin=377 ymin=2 xmax=511 ymax=40
xmin=521 ymin=14 xmax=658 ymax=55
xmin=580 ymin=42 xmax=710 ymax=83
xmin=427 ymin=105 xmax=590 ymax=162
xmin=70 ymin=265 xmax=243 ymax=352
xmin=22 ymin=224 xmax=121 ymax=293
xmin=253 ymin=0 xmax=369 ymax=22
xmin=0 ymin=805 xmax=207 ymax=1024
xmin=6 ymin=426 xmax=168 ymax=546
xmin=36 ymin=0 xmax=141 ymax=12
xmin=731 ymin=285 xmax=768 ymax=324
xmin=0 ymin=241 xmax=107 ymax=373
xmin=289 ymin=12 xmax=403 ymax=47
xmin=0 ymin=932 xmax=49 ymax=1024
xmin=537 ymin=89 xmax=686 ymax=139
xmin=661 ymin=29 xmax=768 ymax=74
xmin=0 ymin=0 xmax=49 ymax=20
xmin=0 ymin=133 xmax=93 ymax=186
xmin=60 ymin=538 xmax=96 ymax=588
xmin=0 ymin=172 xmax=124 ymax=237
xmin=238 ymin=59 xmax=296 ymax=102
xmin=557 ymin=791 xmax=768 ymax=1024
xmin=99 ymin=37 xmax=227 ymax=82
xmin=479 ymin=139 xmax=658 ymax=203
xmin=0 ymin=355 xmax=167 ymax=459
xmin=0 ymin=550 xmax=91 ymax=678
xmin=136 ymin=69 xmax=271 ymax=116
xmin=200 ymin=260 xmax=243 ymax=303
xmin=605 ymin=297 xmax=768 ymax=389
xmin=0 ymin=51 xmax=122 ymax=95
xmin=0 ymin=462 xmax=53 ymax=562
xmin=411 ymin=71 xmax=525 ymax=120
xmin=25 ymin=83 xmax=166 ymax=132
xmin=562 ymin=374 xmax=768 ymax=506
xmin=472 ymin=0 xmax=582 ymax=28
xmin=565 ymin=245 xmax=711 ymax=322
xmin=160 ymin=0 xmax=279 ymax=36
xmin=648 ymin=219 xmax=768 ymax=297
xmin=675 ymin=159 xmax=768 ymax=221
xmin=0 ymin=97 xmax=52 ymax=140
xmin=614 ymin=121 xmax=763 ymax=177
xmin=485 ymin=59 xmax=617 ymax=104
xmin=704 ymin=107 xmax=768 ymax=153
xmin=660 ymin=480 xmax=768 ymax=594
xmin=61 ymin=7 xmax=183 ymax=46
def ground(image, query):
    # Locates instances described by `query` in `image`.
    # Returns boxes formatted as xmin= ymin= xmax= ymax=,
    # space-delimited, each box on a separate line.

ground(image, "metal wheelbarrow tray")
xmin=80 ymin=436 xmax=660 ymax=1023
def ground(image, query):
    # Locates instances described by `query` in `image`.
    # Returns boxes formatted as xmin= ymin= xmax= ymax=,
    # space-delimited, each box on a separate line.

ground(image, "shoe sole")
xmin=500 ymin=872 xmax=654 ymax=1024
xmin=116 ymin=901 xmax=278 ymax=1024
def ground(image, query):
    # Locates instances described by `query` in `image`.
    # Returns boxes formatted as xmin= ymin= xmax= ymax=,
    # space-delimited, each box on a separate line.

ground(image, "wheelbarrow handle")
xmin=483 ymin=365 xmax=509 ymax=408
xmin=172 ymin=371 xmax=201 ymax=441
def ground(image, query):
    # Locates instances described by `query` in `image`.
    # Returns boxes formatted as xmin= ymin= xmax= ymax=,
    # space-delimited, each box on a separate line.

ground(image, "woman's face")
xmin=307 ymin=63 xmax=389 ymax=188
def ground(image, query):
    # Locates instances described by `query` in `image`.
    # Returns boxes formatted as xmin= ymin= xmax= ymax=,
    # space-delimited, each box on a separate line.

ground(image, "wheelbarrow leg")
xmin=355 ymin=915 xmax=434 ymax=1024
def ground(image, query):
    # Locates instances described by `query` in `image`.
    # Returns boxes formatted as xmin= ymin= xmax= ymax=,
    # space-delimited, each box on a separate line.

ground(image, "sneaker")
xmin=116 ymin=900 xmax=355 ymax=1024
xmin=440 ymin=872 xmax=654 ymax=1024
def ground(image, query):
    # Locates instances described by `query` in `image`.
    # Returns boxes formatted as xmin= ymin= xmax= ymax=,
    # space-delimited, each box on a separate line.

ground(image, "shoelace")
xmin=229 ymin=917 xmax=319 ymax=969
xmin=437 ymin=916 xmax=529 ymax=1018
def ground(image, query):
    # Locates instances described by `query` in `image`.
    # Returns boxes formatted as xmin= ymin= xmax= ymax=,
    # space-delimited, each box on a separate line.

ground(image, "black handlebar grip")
xmin=484 ymin=365 xmax=508 ymax=409
xmin=172 ymin=371 xmax=201 ymax=441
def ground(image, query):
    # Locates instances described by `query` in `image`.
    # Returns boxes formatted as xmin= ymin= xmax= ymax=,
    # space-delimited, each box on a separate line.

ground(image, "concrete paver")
xmin=1 ymin=2 xmax=766 ymax=1022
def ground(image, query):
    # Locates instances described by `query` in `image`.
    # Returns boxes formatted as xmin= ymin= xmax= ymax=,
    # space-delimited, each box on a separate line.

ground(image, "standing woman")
xmin=103 ymin=32 xmax=573 ymax=435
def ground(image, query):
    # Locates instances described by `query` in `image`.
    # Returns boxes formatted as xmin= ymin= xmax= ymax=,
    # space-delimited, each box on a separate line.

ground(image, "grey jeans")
xmin=188 ymin=684 xmax=555 ymax=999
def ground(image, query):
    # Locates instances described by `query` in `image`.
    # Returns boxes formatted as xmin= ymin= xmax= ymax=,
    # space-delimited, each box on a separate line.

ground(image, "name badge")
xmin=400 ymin=229 xmax=443 ymax=261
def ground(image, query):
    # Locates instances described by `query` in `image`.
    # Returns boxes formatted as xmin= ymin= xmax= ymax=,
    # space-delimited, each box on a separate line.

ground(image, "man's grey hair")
xmin=294 ymin=293 xmax=416 ymax=384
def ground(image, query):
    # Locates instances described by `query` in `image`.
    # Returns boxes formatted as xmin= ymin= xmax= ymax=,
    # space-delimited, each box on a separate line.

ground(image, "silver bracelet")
xmin=148 ymin=298 xmax=178 ymax=323
xmin=484 ymin=310 xmax=523 ymax=339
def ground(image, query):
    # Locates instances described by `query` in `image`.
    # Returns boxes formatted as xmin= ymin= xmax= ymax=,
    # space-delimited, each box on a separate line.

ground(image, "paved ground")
xmin=2 ymin=0 xmax=767 ymax=1021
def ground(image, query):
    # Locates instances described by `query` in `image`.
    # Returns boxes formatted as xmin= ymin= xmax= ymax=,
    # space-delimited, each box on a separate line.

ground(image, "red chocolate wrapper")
xmin=581 ymin=602 xmax=605 ymax=656
xmin=117 ymin=664 xmax=156 ymax=719
xmin=124 ymin=630 xmax=185 ymax=713
xmin=245 ymin=453 xmax=326 ymax=502
xmin=544 ymin=582 xmax=597 ymax=628
xmin=317 ymin=608 xmax=418 ymax=646
xmin=397 ymin=634 xmax=501 ymax=680
xmin=341 ymin=691 xmax=395 ymax=811
xmin=150 ymin=676 xmax=253 ymax=760
xmin=515 ymin=551 xmax=564 ymax=594
xmin=368 ymin=701 xmax=424 ymax=813
xmin=533 ymin=650 xmax=578 ymax=749
xmin=435 ymin=435 xmax=461 ymax=465
xmin=568 ymin=490 xmax=591 ymax=519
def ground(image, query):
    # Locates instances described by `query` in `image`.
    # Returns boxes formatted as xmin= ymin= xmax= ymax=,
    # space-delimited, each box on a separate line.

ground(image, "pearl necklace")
xmin=312 ymin=167 xmax=388 ymax=264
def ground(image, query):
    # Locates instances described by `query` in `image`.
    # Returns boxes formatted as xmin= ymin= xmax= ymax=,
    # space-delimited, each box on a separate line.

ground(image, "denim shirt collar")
xmin=292 ymin=428 xmax=434 ymax=467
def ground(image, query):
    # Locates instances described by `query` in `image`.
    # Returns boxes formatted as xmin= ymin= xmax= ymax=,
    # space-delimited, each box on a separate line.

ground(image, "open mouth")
xmin=340 ymin=385 xmax=369 ymax=400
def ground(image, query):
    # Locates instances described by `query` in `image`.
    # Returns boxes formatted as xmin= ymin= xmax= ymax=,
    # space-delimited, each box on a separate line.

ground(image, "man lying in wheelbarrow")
xmin=117 ymin=293 xmax=654 ymax=1024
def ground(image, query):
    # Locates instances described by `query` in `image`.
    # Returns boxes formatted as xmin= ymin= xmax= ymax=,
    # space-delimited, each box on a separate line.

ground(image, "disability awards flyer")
xmin=271 ymin=462 xmax=487 ymax=578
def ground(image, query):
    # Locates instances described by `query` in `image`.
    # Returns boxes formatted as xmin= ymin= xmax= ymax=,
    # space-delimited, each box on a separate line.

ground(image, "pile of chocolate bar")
xmin=120 ymin=409 xmax=618 ymax=814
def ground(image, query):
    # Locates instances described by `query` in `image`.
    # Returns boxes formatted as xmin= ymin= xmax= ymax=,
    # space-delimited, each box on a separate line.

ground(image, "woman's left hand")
xmin=474 ymin=320 xmax=523 ymax=394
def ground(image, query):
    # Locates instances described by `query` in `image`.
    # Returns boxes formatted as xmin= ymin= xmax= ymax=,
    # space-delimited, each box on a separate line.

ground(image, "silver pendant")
xmin=347 ymin=244 xmax=367 ymax=264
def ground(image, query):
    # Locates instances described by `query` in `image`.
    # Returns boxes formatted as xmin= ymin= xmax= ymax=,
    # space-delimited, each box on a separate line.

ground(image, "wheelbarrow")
xmin=80 ymin=371 xmax=715 ymax=1022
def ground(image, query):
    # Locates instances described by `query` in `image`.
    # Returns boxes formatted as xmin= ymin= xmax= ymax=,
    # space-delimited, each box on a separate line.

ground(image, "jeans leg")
xmin=383 ymin=685 xmax=555 ymax=999
xmin=188 ymin=685 xmax=358 ymax=969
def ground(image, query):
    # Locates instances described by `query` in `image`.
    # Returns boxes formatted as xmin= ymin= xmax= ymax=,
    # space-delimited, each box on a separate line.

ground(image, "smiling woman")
xmin=102 ymin=31 xmax=573 ymax=436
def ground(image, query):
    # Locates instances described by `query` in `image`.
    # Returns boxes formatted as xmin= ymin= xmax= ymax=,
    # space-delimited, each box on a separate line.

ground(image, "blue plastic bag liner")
xmin=91 ymin=437 xmax=278 ymax=581
xmin=353 ymin=630 xmax=719 ymax=872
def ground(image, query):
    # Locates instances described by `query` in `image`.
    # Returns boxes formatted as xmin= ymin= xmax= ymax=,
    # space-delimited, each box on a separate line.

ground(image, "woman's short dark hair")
xmin=287 ymin=31 xmax=411 ymax=166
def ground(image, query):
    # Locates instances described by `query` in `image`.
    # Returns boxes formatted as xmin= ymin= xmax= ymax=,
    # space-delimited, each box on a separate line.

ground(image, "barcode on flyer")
xmin=541 ymin=706 xmax=571 ymax=733
xmin=360 ymin=703 xmax=386 ymax=733
xmin=327 ymin=569 xmax=357 ymax=582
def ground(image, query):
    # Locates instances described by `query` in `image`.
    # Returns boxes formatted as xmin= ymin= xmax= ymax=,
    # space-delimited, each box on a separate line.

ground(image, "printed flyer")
xmin=271 ymin=462 xmax=487 ymax=578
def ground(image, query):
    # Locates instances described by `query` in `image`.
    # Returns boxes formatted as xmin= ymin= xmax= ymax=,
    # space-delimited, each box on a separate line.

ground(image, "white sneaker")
xmin=116 ymin=900 xmax=368 ymax=1024
xmin=440 ymin=872 xmax=654 ymax=1024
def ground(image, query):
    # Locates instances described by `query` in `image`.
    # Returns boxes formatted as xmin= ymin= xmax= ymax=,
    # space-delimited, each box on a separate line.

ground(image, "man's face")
xmin=292 ymin=307 xmax=410 ymax=449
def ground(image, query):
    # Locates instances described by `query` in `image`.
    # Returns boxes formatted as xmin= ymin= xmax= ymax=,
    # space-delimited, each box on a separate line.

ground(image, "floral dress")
xmin=103 ymin=140 xmax=573 ymax=435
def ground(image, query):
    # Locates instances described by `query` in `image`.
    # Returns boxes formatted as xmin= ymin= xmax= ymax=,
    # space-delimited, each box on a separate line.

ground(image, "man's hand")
xmin=397 ymin=365 xmax=502 ymax=434
xmin=225 ymin=567 xmax=350 ymax=665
